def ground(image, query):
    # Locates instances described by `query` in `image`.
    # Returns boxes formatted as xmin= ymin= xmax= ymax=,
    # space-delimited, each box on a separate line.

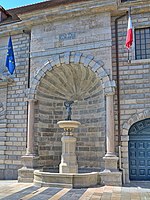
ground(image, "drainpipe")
xmin=23 ymin=30 xmax=31 ymax=148
xmin=119 ymin=145 xmax=125 ymax=184
xmin=23 ymin=30 xmax=31 ymax=88
xmin=115 ymin=13 xmax=127 ymax=146
xmin=115 ymin=12 xmax=127 ymax=184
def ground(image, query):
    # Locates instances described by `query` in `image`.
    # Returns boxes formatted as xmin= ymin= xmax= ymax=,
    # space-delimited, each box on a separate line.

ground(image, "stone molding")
xmin=122 ymin=109 xmax=150 ymax=134
xmin=0 ymin=77 xmax=14 ymax=87
xmin=17 ymin=0 xmax=117 ymax=22
xmin=103 ymin=80 xmax=116 ymax=96
xmin=28 ymin=51 xmax=115 ymax=99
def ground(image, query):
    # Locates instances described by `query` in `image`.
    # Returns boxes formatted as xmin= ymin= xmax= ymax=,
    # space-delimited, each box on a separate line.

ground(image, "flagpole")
xmin=128 ymin=49 xmax=130 ymax=63
xmin=129 ymin=6 xmax=131 ymax=16
xmin=14 ymin=68 xmax=17 ymax=78
xmin=126 ymin=6 xmax=132 ymax=63
xmin=128 ymin=6 xmax=131 ymax=63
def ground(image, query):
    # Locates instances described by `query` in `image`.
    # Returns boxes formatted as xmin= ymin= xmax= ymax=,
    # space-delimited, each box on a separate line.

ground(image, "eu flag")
xmin=6 ymin=36 xmax=16 ymax=75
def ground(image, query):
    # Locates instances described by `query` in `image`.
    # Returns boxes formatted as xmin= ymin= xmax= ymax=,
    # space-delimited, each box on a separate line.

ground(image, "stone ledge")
xmin=103 ymin=156 xmax=119 ymax=170
xmin=21 ymin=155 xmax=39 ymax=168
xmin=100 ymin=171 xmax=122 ymax=186
xmin=18 ymin=167 xmax=34 ymax=183
xmin=34 ymin=170 xmax=98 ymax=188
xmin=34 ymin=180 xmax=72 ymax=188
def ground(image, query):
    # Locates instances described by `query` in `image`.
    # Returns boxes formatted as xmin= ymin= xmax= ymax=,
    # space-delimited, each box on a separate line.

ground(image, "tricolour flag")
xmin=125 ymin=15 xmax=133 ymax=49
xmin=6 ymin=36 xmax=16 ymax=75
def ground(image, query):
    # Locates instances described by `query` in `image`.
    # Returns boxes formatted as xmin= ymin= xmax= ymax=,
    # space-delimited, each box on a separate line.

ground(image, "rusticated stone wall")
xmin=0 ymin=34 xmax=29 ymax=179
xmin=36 ymin=90 xmax=105 ymax=171
xmin=111 ymin=12 xmax=150 ymax=182
xmin=0 ymin=5 xmax=112 ymax=178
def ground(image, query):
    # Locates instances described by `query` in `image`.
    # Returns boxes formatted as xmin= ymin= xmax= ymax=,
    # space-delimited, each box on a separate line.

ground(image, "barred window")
xmin=135 ymin=27 xmax=150 ymax=60
xmin=121 ymin=0 xmax=135 ymax=2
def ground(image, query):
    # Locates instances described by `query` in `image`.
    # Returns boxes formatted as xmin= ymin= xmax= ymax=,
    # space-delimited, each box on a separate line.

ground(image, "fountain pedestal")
xmin=57 ymin=120 xmax=80 ymax=173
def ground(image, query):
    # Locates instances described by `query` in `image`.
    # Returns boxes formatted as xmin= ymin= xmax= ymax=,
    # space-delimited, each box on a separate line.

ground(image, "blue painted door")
xmin=129 ymin=119 xmax=150 ymax=181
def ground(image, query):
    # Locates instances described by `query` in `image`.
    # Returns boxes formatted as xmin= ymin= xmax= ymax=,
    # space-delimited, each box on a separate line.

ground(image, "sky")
xmin=0 ymin=0 xmax=45 ymax=9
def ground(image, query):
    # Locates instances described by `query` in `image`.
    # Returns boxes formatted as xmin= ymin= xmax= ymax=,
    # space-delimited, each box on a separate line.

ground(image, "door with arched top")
xmin=129 ymin=118 xmax=150 ymax=180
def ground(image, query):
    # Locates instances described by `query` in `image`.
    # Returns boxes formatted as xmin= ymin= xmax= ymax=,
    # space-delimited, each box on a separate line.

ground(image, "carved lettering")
xmin=44 ymin=24 xmax=56 ymax=32
xmin=59 ymin=32 xmax=76 ymax=41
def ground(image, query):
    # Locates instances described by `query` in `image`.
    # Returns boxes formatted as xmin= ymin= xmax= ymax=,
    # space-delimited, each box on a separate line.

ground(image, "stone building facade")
xmin=0 ymin=0 xmax=149 ymax=185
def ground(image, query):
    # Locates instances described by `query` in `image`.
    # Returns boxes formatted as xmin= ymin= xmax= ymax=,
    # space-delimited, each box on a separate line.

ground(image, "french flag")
xmin=125 ymin=15 xmax=133 ymax=49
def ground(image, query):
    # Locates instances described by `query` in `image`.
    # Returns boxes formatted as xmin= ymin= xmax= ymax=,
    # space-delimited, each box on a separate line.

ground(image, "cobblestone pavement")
xmin=0 ymin=181 xmax=150 ymax=200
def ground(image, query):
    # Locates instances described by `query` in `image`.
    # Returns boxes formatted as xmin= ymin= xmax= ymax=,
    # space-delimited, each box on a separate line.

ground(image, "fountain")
xmin=34 ymin=101 xmax=99 ymax=188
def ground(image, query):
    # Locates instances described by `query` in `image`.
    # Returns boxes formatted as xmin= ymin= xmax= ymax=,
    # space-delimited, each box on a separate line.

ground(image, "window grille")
xmin=121 ymin=0 xmax=135 ymax=2
xmin=135 ymin=27 xmax=150 ymax=60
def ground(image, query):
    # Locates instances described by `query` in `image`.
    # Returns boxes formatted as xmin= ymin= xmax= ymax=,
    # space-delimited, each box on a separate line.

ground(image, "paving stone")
xmin=29 ymin=188 xmax=62 ymax=200
xmin=60 ymin=189 xmax=87 ymax=200
xmin=0 ymin=181 xmax=150 ymax=200
xmin=0 ymin=186 xmax=38 ymax=200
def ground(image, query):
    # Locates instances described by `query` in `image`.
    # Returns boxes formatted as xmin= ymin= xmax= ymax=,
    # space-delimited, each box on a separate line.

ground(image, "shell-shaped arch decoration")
xmin=28 ymin=51 xmax=115 ymax=101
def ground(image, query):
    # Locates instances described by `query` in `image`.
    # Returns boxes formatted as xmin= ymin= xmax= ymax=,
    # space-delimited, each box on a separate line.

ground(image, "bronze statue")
xmin=64 ymin=101 xmax=74 ymax=120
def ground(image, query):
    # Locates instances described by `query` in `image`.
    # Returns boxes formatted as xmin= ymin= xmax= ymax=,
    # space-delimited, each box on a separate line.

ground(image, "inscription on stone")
xmin=44 ymin=24 xmax=56 ymax=32
xmin=59 ymin=32 xmax=76 ymax=41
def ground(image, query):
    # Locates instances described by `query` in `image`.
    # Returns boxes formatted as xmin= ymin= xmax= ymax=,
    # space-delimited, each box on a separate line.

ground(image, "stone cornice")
xmin=0 ymin=80 xmax=8 ymax=87
xmin=17 ymin=0 xmax=117 ymax=20
xmin=0 ymin=0 xmax=117 ymax=36
xmin=0 ymin=0 xmax=149 ymax=36
xmin=30 ymin=40 xmax=112 ymax=58
xmin=117 ymin=0 xmax=150 ymax=14
xmin=102 ymin=80 xmax=116 ymax=96
xmin=0 ymin=77 xmax=14 ymax=87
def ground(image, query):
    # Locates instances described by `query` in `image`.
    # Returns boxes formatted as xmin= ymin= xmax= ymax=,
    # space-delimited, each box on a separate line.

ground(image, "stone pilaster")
xmin=105 ymin=92 xmax=116 ymax=157
xmin=26 ymin=99 xmax=36 ymax=156
xmin=18 ymin=99 xmax=39 ymax=183
xmin=100 ymin=82 xmax=122 ymax=186
xmin=104 ymin=92 xmax=119 ymax=171
xmin=103 ymin=83 xmax=118 ymax=165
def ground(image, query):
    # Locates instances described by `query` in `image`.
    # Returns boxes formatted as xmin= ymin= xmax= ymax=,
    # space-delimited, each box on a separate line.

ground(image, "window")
xmin=121 ymin=0 xmax=135 ymax=2
xmin=135 ymin=27 xmax=150 ymax=60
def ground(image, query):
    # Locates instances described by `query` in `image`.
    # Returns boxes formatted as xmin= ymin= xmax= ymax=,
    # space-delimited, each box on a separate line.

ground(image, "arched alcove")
xmin=27 ymin=51 xmax=115 ymax=172
xmin=35 ymin=63 xmax=105 ymax=171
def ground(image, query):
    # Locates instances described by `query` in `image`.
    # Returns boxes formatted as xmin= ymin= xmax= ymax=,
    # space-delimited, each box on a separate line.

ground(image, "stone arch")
xmin=122 ymin=109 xmax=150 ymax=136
xmin=121 ymin=109 xmax=150 ymax=183
xmin=28 ymin=51 xmax=115 ymax=99
xmin=25 ymin=51 xmax=118 ymax=173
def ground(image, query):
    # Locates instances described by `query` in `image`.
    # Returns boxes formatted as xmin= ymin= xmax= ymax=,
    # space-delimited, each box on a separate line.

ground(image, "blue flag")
xmin=6 ymin=36 xmax=16 ymax=75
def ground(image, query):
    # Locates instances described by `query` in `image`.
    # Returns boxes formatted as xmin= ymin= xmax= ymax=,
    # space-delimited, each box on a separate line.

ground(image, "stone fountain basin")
xmin=34 ymin=170 xmax=99 ymax=188
xmin=57 ymin=120 xmax=81 ymax=129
